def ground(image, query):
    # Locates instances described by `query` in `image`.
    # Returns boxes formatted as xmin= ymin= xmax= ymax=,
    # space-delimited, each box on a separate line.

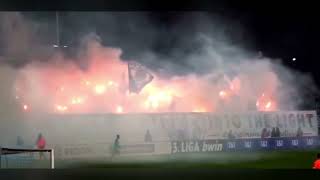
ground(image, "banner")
xmin=150 ymin=111 xmax=318 ymax=140
xmin=171 ymin=136 xmax=320 ymax=154
xmin=120 ymin=144 xmax=155 ymax=154
xmin=172 ymin=140 xmax=223 ymax=153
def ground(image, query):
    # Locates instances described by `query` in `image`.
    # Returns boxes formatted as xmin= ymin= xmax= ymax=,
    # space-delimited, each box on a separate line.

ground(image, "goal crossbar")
xmin=0 ymin=147 xmax=54 ymax=169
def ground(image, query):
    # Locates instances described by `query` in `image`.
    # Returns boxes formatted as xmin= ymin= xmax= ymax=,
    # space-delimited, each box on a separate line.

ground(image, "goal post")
xmin=0 ymin=147 xmax=54 ymax=169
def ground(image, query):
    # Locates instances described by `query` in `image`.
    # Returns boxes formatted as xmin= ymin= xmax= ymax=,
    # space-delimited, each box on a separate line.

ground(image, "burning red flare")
xmin=23 ymin=104 xmax=28 ymax=111
xmin=13 ymin=43 xmax=279 ymax=114
xmin=94 ymin=84 xmax=106 ymax=95
xmin=256 ymin=93 xmax=277 ymax=112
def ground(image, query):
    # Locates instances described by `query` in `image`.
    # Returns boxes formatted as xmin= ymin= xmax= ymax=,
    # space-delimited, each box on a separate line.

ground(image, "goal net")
xmin=0 ymin=147 xmax=54 ymax=169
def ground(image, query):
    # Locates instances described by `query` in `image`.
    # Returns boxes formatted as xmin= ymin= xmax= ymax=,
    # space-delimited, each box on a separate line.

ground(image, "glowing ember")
xmin=145 ymin=91 xmax=173 ymax=110
xmin=116 ymin=105 xmax=123 ymax=113
xmin=265 ymin=101 xmax=271 ymax=109
xmin=94 ymin=84 xmax=106 ymax=94
xmin=13 ymin=42 xmax=280 ymax=114
xmin=56 ymin=105 xmax=68 ymax=112
xmin=71 ymin=97 xmax=84 ymax=105
xmin=256 ymin=93 xmax=276 ymax=112
xmin=108 ymin=81 xmax=114 ymax=86
xmin=193 ymin=108 xmax=206 ymax=112
xmin=85 ymin=81 xmax=91 ymax=86
xmin=219 ymin=90 xmax=227 ymax=98
xmin=146 ymin=95 xmax=160 ymax=109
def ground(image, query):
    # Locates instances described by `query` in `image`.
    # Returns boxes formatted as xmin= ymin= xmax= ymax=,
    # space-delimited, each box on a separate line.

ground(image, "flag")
xmin=128 ymin=61 xmax=154 ymax=94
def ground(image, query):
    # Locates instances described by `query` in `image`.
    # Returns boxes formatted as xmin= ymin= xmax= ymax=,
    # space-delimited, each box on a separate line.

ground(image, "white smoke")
xmin=0 ymin=12 xmax=317 ymax=166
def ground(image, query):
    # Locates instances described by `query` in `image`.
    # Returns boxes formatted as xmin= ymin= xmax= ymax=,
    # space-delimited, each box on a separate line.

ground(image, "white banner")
xmin=149 ymin=111 xmax=318 ymax=140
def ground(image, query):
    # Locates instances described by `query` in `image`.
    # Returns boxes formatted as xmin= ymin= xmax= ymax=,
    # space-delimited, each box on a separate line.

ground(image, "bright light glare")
xmin=193 ymin=108 xmax=206 ymax=112
xmin=71 ymin=97 xmax=84 ymax=105
xmin=116 ymin=105 xmax=123 ymax=113
xmin=85 ymin=81 xmax=90 ymax=86
xmin=145 ymin=92 xmax=172 ymax=109
xmin=219 ymin=90 xmax=227 ymax=98
xmin=56 ymin=105 xmax=68 ymax=112
xmin=94 ymin=84 xmax=106 ymax=94
xmin=265 ymin=101 xmax=272 ymax=109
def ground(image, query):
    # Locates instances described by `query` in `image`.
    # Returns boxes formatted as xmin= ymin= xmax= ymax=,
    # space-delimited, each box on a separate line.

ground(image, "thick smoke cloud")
xmin=0 ymin=12 xmax=317 ymax=151
xmin=0 ymin=12 xmax=56 ymax=67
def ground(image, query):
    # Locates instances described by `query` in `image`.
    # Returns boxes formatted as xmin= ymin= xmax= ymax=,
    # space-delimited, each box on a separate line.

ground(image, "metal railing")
xmin=0 ymin=147 xmax=54 ymax=169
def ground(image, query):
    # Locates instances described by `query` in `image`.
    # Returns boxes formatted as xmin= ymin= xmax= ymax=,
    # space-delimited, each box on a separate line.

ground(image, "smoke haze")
xmin=0 ymin=12 xmax=317 ymax=163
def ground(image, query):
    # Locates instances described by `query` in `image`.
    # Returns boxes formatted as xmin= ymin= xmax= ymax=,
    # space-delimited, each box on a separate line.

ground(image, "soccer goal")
xmin=0 ymin=147 xmax=54 ymax=169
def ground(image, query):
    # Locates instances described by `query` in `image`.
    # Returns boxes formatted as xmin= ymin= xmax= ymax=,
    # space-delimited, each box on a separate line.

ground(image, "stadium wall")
xmin=19 ymin=111 xmax=318 ymax=159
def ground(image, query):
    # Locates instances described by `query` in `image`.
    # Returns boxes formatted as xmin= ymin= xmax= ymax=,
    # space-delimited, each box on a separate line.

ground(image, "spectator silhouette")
xmin=275 ymin=127 xmax=281 ymax=137
xmin=112 ymin=134 xmax=120 ymax=159
xmin=261 ymin=128 xmax=268 ymax=138
xmin=296 ymin=127 xmax=303 ymax=137
xmin=228 ymin=130 xmax=236 ymax=139
xmin=36 ymin=133 xmax=46 ymax=160
xmin=144 ymin=130 xmax=152 ymax=142
xmin=271 ymin=127 xmax=276 ymax=138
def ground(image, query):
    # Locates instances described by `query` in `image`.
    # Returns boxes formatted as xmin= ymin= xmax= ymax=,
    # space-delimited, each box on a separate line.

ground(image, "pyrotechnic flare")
xmin=12 ymin=38 xmax=282 ymax=114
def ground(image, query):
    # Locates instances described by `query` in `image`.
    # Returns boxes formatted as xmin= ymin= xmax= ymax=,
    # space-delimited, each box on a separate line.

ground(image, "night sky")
xmin=150 ymin=7 xmax=319 ymax=87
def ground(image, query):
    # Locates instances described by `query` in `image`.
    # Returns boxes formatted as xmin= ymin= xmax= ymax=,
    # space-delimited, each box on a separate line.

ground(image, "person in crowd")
xmin=313 ymin=153 xmax=320 ymax=169
xmin=228 ymin=130 xmax=236 ymax=139
xmin=112 ymin=134 xmax=121 ymax=159
xmin=144 ymin=130 xmax=152 ymax=142
xmin=296 ymin=127 xmax=303 ymax=137
xmin=275 ymin=127 xmax=281 ymax=137
xmin=271 ymin=127 xmax=276 ymax=138
xmin=36 ymin=133 xmax=46 ymax=160
xmin=261 ymin=128 xmax=268 ymax=138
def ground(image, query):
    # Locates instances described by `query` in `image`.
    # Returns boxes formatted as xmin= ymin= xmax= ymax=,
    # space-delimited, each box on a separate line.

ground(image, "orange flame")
xmin=23 ymin=104 xmax=28 ymax=111
xmin=116 ymin=105 xmax=123 ymax=113
xmin=94 ymin=84 xmax=106 ymax=95
xmin=219 ymin=90 xmax=228 ymax=99
xmin=13 ymin=43 xmax=279 ymax=114
xmin=256 ymin=93 xmax=276 ymax=112
xmin=55 ymin=105 xmax=68 ymax=112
